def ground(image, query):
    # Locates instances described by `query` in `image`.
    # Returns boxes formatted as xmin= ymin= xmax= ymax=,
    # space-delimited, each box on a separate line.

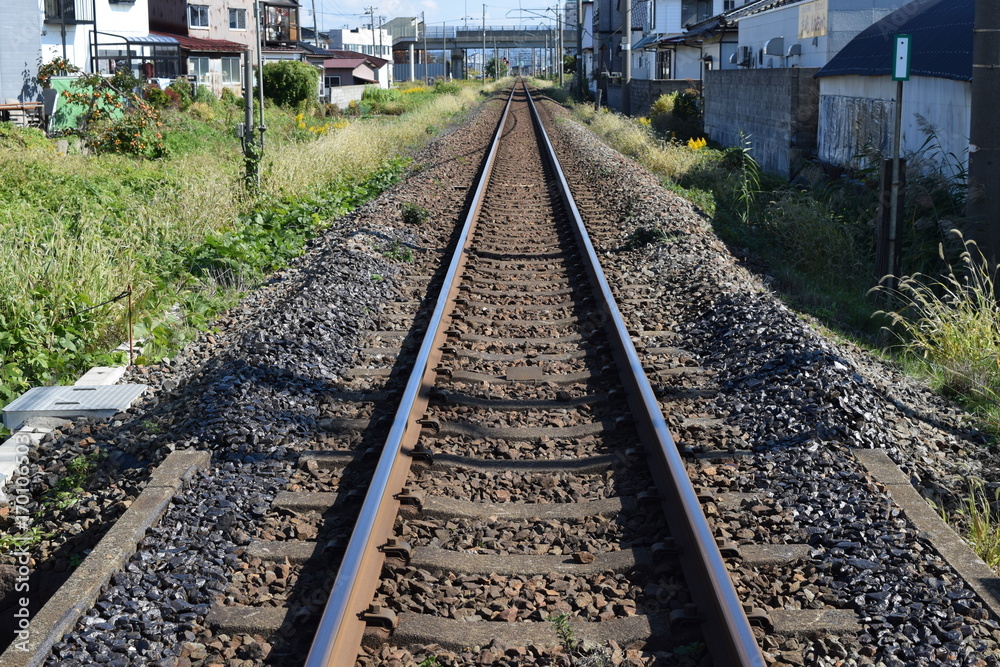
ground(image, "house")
xmin=735 ymin=0 xmax=910 ymax=69
xmin=322 ymin=51 xmax=389 ymax=91
xmin=326 ymin=27 xmax=393 ymax=86
xmin=149 ymin=1 xmax=280 ymax=95
xmin=40 ymin=0 xmax=182 ymax=79
xmin=0 ymin=1 xmax=42 ymax=105
xmin=814 ymin=0 xmax=973 ymax=175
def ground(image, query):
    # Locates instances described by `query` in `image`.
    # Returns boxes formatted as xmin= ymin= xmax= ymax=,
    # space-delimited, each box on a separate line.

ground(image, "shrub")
xmin=433 ymin=81 xmax=460 ymax=95
xmin=363 ymin=87 xmax=405 ymax=115
xmin=648 ymin=89 xmax=703 ymax=140
xmin=220 ymin=87 xmax=241 ymax=107
xmin=194 ymin=85 xmax=216 ymax=105
xmin=167 ymin=79 xmax=193 ymax=109
xmin=145 ymin=84 xmax=170 ymax=108
xmin=188 ymin=102 xmax=216 ymax=122
xmin=261 ymin=60 xmax=318 ymax=107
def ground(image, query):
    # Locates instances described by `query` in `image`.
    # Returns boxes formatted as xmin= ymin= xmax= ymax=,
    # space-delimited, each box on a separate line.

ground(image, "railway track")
xmin=26 ymin=79 xmax=1000 ymax=667
xmin=290 ymin=81 xmax=763 ymax=666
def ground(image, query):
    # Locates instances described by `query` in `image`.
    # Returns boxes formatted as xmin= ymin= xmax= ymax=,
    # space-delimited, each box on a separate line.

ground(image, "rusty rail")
xmin=523 ymin=84 xmax=765 ymax=666
xmin=304 ymin=83 xmax=517 ymax=667
xmin=306 ymin=79 xmax=765 ymax=666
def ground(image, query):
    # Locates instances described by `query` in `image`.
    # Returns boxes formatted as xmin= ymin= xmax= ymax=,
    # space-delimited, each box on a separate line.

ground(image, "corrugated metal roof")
xmin=816 ymin=0 xmax=972 ymax=81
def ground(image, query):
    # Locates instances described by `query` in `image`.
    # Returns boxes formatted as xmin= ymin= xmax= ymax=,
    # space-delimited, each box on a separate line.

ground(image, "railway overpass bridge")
xmin=384 ymin=18 xmax=575 ymax=81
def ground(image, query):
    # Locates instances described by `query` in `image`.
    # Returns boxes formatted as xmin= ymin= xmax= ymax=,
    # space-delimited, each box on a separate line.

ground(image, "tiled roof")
xmin=151 ymin=31 xmax=246 ymax=53
xmin=816 ymin=0 xmax=972 ymax=81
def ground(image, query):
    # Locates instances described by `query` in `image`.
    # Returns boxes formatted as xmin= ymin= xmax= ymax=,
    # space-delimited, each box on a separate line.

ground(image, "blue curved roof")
xmin=816 ymin=0 xmax=973 ymax=81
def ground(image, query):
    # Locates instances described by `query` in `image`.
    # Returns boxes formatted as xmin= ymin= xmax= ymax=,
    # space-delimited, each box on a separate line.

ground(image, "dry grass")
xmin=876 ymin=232 xmax=1000 ymax=410
xmin=571 ymin=104 xmax=705 ymax=182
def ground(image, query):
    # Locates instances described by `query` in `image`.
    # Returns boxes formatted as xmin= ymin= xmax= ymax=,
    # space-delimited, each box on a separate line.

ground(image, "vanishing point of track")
xmin=304 ymin=81 xmax=765 ymax=666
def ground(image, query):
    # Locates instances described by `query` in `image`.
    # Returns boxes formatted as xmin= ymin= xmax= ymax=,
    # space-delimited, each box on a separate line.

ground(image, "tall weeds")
xmin=0 ymin=85 xmax=482 ymax=405
xmin=875 ymin=233 xmax=1000 ymax=416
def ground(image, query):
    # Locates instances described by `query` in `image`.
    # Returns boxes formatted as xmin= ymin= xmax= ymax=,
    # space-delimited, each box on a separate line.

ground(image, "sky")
xmin=303 ymin=0 xmax=565 ymax=33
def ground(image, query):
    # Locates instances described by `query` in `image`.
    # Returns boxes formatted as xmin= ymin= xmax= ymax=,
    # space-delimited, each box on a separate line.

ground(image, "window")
xmin=229 ymin=8 xmax=246 ymax=30
xmin=324 ymin=75 xmax=341 ymax=88
xmin=188 ymin=4 xmax=209 ymax=28
xmin=189 ymin=56 xmax=210 ymax=82
xmin=221 ymin=57 xmax=241 ymax=84
xmin=655 ymin=50 xmax=671 ymax=80
xmin=724 ymin=0 xmax=736 ymax=10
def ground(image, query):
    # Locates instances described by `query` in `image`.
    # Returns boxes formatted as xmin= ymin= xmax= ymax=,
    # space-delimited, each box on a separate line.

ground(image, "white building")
xmin=736 ymin=0 xmax=910 ymax=70
xmin=815 ymin=0 xmax=972 ymax=176
xmin=326 ymin=27 xmax=392 ymax=62
xmin=41 ymin=0 xmax=163 ymax=75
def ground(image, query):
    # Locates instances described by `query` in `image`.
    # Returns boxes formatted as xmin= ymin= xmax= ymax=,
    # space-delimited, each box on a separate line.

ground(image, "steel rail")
xmin=304 ymin=84 xmax=518 ymax=667
xmin=523 ymin=85 xmax=766 ymax=666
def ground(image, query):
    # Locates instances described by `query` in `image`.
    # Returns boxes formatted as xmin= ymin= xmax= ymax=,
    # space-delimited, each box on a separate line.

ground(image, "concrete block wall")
xmin=703 ymin=68 xmax=820 ymax=177
xmin=325 ymin=84 xmax=370 ymax=108
xmin=602 ymin=80 xmax=701 ymax=117
xmin=628 ymin=79 xmax=701 ymax=117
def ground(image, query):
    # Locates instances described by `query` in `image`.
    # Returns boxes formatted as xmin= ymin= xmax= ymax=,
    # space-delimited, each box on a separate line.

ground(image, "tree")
xmin=563 ymin=55 xmax=576 ymax=76
xmin=486 ymin=57 xmax=509 ymax=79
xmin=260 ymin=60 xmax=318 ymax=107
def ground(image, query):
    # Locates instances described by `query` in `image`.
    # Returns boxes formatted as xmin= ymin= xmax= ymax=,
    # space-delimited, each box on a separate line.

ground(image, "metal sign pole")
xmin=887 ymin=34 xmax=910 ymax=291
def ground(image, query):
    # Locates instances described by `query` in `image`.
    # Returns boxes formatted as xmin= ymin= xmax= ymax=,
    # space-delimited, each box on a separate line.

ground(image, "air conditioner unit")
xmin=737 ymin=46 xmax=752 ymax=67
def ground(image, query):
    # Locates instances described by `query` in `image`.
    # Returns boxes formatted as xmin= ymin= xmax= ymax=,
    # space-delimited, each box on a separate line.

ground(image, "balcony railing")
xmin=44 ymin=0 xmax=95 ymax=24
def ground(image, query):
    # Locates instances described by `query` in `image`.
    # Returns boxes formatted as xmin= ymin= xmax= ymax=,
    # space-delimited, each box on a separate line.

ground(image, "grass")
xmin=568 ymin=101 xmax=889 ymax=334
xmin=875 ymin=233 xmax=1000 ymax=431
xmin=942 ymin=479 xmax=1000 ymax=569
xmin=0 ymin=82 xmax=484 ymax=403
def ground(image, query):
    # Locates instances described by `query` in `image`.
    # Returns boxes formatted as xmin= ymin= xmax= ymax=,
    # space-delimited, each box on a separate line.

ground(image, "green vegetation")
xmin=41 ymin=451 xmax=103 ymax=511
xmin=401 ymin=202 xmax=430 ymax=226
xmin=647 ymin=89 xmax=703 ymax=141
xmin=550 ymin=612 xmax=577 ymax=653
xmin=0 ymin=69 xmax=483 ymax=403
xmin=875 ymin=234 xmax=1000 ymax=428
xmin=939 ymin=479 xmax=1000 ymax=569
xmin=261 ymin=60 xmax=319 ymax=107
xmin=572 ymin=102 xmax=917 ymax=334
xmin=381 ymin=239 xmax=415 ymax=263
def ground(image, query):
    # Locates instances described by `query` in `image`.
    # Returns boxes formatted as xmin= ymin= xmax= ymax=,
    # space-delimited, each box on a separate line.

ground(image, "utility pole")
xmin=423 ymin=11 xmax=428 ymax=80
xmin=623 ymin=0 xmax=631 ymax=115
xmin=365 ymin=7 xmax=377 ymax=56
xmin=311 ymin=0 xmax=319 ymax=47
xmin=483 ymin=4 xmax=487 ymax=81
xmin=967 ymin=0 xmax=1000 ymax=265
xmin=241 ymin=49 xmax=259 ymax=189
xmin=577 ymin=0 xmax=584 ymax=99
xmin=557 ymin=5 xmax=563 ymax=88
xmin=254 ymin=0 xmax=266 ymax=154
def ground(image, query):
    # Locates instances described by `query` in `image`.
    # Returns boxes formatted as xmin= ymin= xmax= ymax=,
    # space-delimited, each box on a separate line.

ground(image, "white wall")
xmin=675 ymin=45 xmax=703 ymax=79
xmin=738 ymin=0 xmax=910 ymax=70
xmin=819 ymin=75 xmax=970 ymax=178
xmin=653 ymin=0 xmax=682 ymax=34
xmin=329 ymin=28 xmax=393 ymax=62
xmin=41 ymin=0 xmax=151 ymax=73
xmin=96 ymin=0 xmax=149 ymax=36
